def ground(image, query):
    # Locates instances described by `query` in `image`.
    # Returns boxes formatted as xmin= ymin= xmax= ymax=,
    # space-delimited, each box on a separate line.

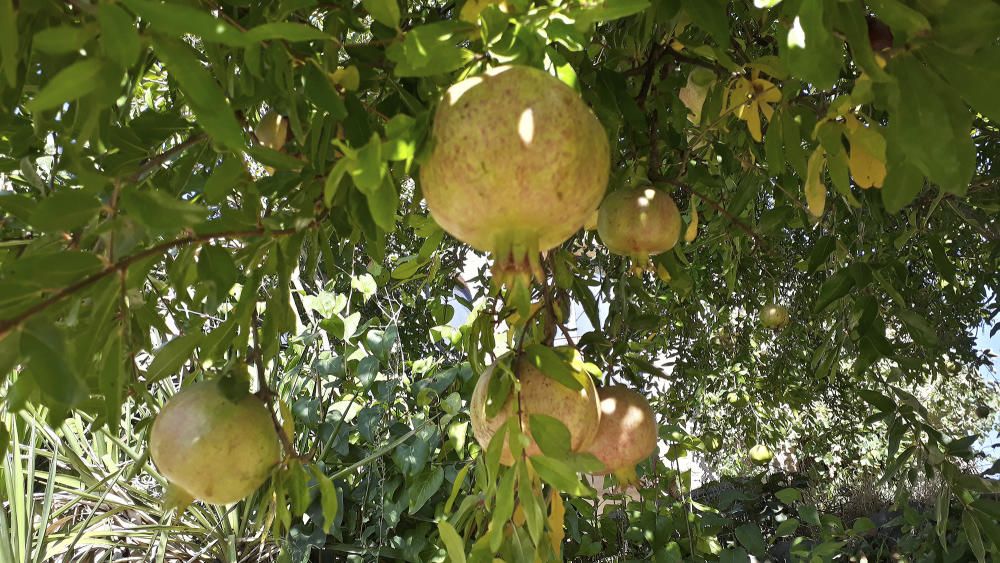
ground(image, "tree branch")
xmin=0 ymin=222 xmax=314 ymax=341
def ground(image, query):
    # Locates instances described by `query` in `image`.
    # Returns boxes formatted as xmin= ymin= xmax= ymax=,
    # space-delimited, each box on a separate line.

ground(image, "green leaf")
xmin=936 ymin=485 xmax=950 ymax=546
xmin=366 ymin=176 xmax=398 ymax=231
xmin=680 ymin=0 xmax=729 ymax=46
xmin=98 ymin=4 xmax=141 ymax=69
xmin=33 ymin=25 xmax=98 ymax=55
xmin=349 ymin=134 xmax=386 ymax=194
xmin=197 ymin=245 xmax=239 ymax=301
xmin=21 ymin=321 xmax=86 ymax=407
xmin=203 ymin=155 xmax=247 ymax=203
xmin=437 ymin=521 xmax=467 ymax=563
xmin=806 ymin=235 xmax=836 ymax=273
xmin=775 ymin=518 xmax=799 ymax=536
xmin=574 ymin=0 xmax=651 ymax=24
xmin=780 ymin=0 xmax=842 ymax=90
xmin=881 ymin=158 xmax=923 ymax=214
xmin=858 ymin=389 xmax=896 ymax=413
xmin=151 ymin=36 xmax=245 ymax=149
xmin=529 ymin=414 xmax=571 ymax=459
xmin=145 ymin=333 xmax=202 ymax=383
xmin=2 ymin=251 xmax=103 ymax=288
xmin=896 ymin=309 xmax=939 ymax=347
xmin=0 ymin=0 xmax=17 ymax=87
xmin=0 ymin=421 xmax=8 ymax=460
xmin=363 ymin=0 xmax=401 ymax=29
xmin=30 ymin=190 xmax=102 ymax=232
xmin=735 ymin=523 xmax=767 ymax=557
xmin=923 ymin=45 xmax=1000 ymax=123
xmin=26 ymin=58 xmax=105 ymax=113
xmin=309 ymin=466 xmax=339 ymax=535
xmin=304 ymin=63 xmax=348 ymax=119
xmin=522 ymin=345 xmax=583 ymax=391
xmin=867 ymin=0 xmax=929 ymax=41
xmin=530 ymin=455 xmax=592 ymax=496
xmin=813 ymin=269 xmax=855 ymax=313
xmin=245 ymin=22 xmax=330 ymax=43
xmin=385 ymin=22 xmax=475 ymax=78
xmin=444 ymin=464 xmax=471 ymax=514
xmin=408 ymin=466 xmax=444 ymax=514
xmin=799 ymin=504 xmax=821 ymax=526
xmin=720 ymin=547 xmax=750 ymax=563
xmin=121 ymin=0 xmax=246 ymax=46
xmin=119 ymin=188 xmax=207 ymax=232
xmin=490 ymin=466 xmax=517 ymax=531
xmin=887 ymin=54 xmax=975 ymax=195
xmin=930 ymin=0 xmax=1000 ymax=52
xmin=775 ymin=487 xmax=802 ymax=505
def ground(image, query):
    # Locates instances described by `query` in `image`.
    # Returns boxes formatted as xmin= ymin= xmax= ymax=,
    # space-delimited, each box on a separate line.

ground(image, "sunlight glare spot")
xmin=518 ymin=109 xmax=535 ymax=145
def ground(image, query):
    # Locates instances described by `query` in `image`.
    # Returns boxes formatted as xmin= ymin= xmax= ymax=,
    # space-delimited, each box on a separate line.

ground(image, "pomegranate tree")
xmin=420 ymin=65 xmax=610 ymax=286
xmin=584 ymin=386 xmax=657 ymax=485
xmin=470 ymin=350 xmax=601 ymax=465
xmin=597 ymin=187 xmax=680 ymax=268
xmin=150 ymin=381 xmax=280 ymax=505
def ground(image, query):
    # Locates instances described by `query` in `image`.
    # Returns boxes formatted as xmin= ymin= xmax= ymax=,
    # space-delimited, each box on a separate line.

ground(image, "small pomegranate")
xmin=150 ymin=381 xmax=280 ymax=505
xmin=420 ymin=65 xmax=610 ymax=286
xmin=597 ymin=187 xmax=680 ymax=268
xmin=760 ymin=304 xmax=790 ymax=329
xmin=470 ymin=349 xmax=601 ymax=465
xmin=584 ymin=386 xmax=657 ymax=485
xmin=255 ymin=111 xmax=288 ymax=151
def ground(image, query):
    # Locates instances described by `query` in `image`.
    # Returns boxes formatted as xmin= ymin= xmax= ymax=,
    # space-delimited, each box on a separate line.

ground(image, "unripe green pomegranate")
xmin=749 ymin=444 xmax=774 ymax=465
xmin=584 ymin=386 xmax=658 ymax=486
xmin=255 ymin=111 xmax=288 ymax=151
xmin=420 ymin=65 xmax=610 ymax=286
xmin=150 ymin=381 xmax=280 ymax=505
xmin=597 ymin=187 xmax=680 ymax=268
xmin=760 ymin=304 xmax=790 ymax=329
xmin=470 ymin=349 xmax=601 ymax=466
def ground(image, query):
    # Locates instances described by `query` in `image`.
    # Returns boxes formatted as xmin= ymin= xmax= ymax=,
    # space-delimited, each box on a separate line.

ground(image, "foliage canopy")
xmin=1 ymin=0 xmax=999 ymax=561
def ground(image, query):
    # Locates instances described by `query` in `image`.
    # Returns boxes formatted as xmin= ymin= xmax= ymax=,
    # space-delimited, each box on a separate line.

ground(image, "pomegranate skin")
xmin=585 ymin=386 xmax=657 ymax=484
xmin=420 ymin=65 xmax=610 ymax=282
xmin=470 ymin=351 xmax=601 ymax=466
xmin=597 ymin=187 xmax=680 ymax=266
xmin=760 ymin=304 xmax=790 ymax=329
xmin=150 ymin=381 xmax=280 ymax=505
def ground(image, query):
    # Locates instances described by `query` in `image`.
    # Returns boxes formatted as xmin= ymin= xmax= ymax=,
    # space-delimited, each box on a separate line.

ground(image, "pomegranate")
xmin=760 ymin=304 xmax=790 ymax=329
xmin=255 ymin=111 xmax=288 ymax=151
xmin=470 ymin=350 xmax=601 ymax=465
xmin=150 ymin=381 xmax=280 ymax=505
xmin=420 ymin=65 xmax=610 ymax=286
xmin=584 ymin=386 xmax=657 ymax=485
xmin=597 ymin=187 xmax=680 ymax=268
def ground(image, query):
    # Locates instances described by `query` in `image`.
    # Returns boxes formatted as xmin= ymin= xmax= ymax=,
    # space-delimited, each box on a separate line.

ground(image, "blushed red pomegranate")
xmin=470 ymin=350 xmax=601 ymax=465
xmin=584 ymin=386 xmax=657 ymax=485
xmin=420 ymin=65 xmax=610 ymax=286
xmin=597 ymin=187 xmax=680 ymax=268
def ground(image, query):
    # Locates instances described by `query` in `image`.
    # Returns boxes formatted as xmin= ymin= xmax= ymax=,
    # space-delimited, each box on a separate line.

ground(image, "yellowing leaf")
xmin=728 ymin=76 xmax=782 ymax=142
xmin=547 ymin=490 xmax=565 ymax=556
xmin=845 ymin=115 xmax=886 ymax=189
xmin=805 ymin=147 xmax=827 ymax=217
xmin=679 ymin=69 xmax=715 ymax=124
xmin=685 ymin=196 xmax=699 ymax=242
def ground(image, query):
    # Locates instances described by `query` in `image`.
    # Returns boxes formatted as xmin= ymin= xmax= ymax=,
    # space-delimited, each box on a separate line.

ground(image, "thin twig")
xmin=128 ymin=134 xmax=208 ymax=184
xmin=655 ymin=177 xmax=762 ymax=243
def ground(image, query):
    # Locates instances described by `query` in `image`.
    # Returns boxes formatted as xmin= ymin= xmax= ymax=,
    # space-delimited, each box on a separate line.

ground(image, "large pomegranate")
xmin=584 ymin=386 xmax=657 ymax=485
xmin=150 ymin=381 xmax=280 ymax=505
xmin=597 ymin=187 xmax=680 ymax=267
xmin=470 ymin=350 xmax=601 ymax=465
xmin=420 ymin=65 xmax=610 ymax=285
